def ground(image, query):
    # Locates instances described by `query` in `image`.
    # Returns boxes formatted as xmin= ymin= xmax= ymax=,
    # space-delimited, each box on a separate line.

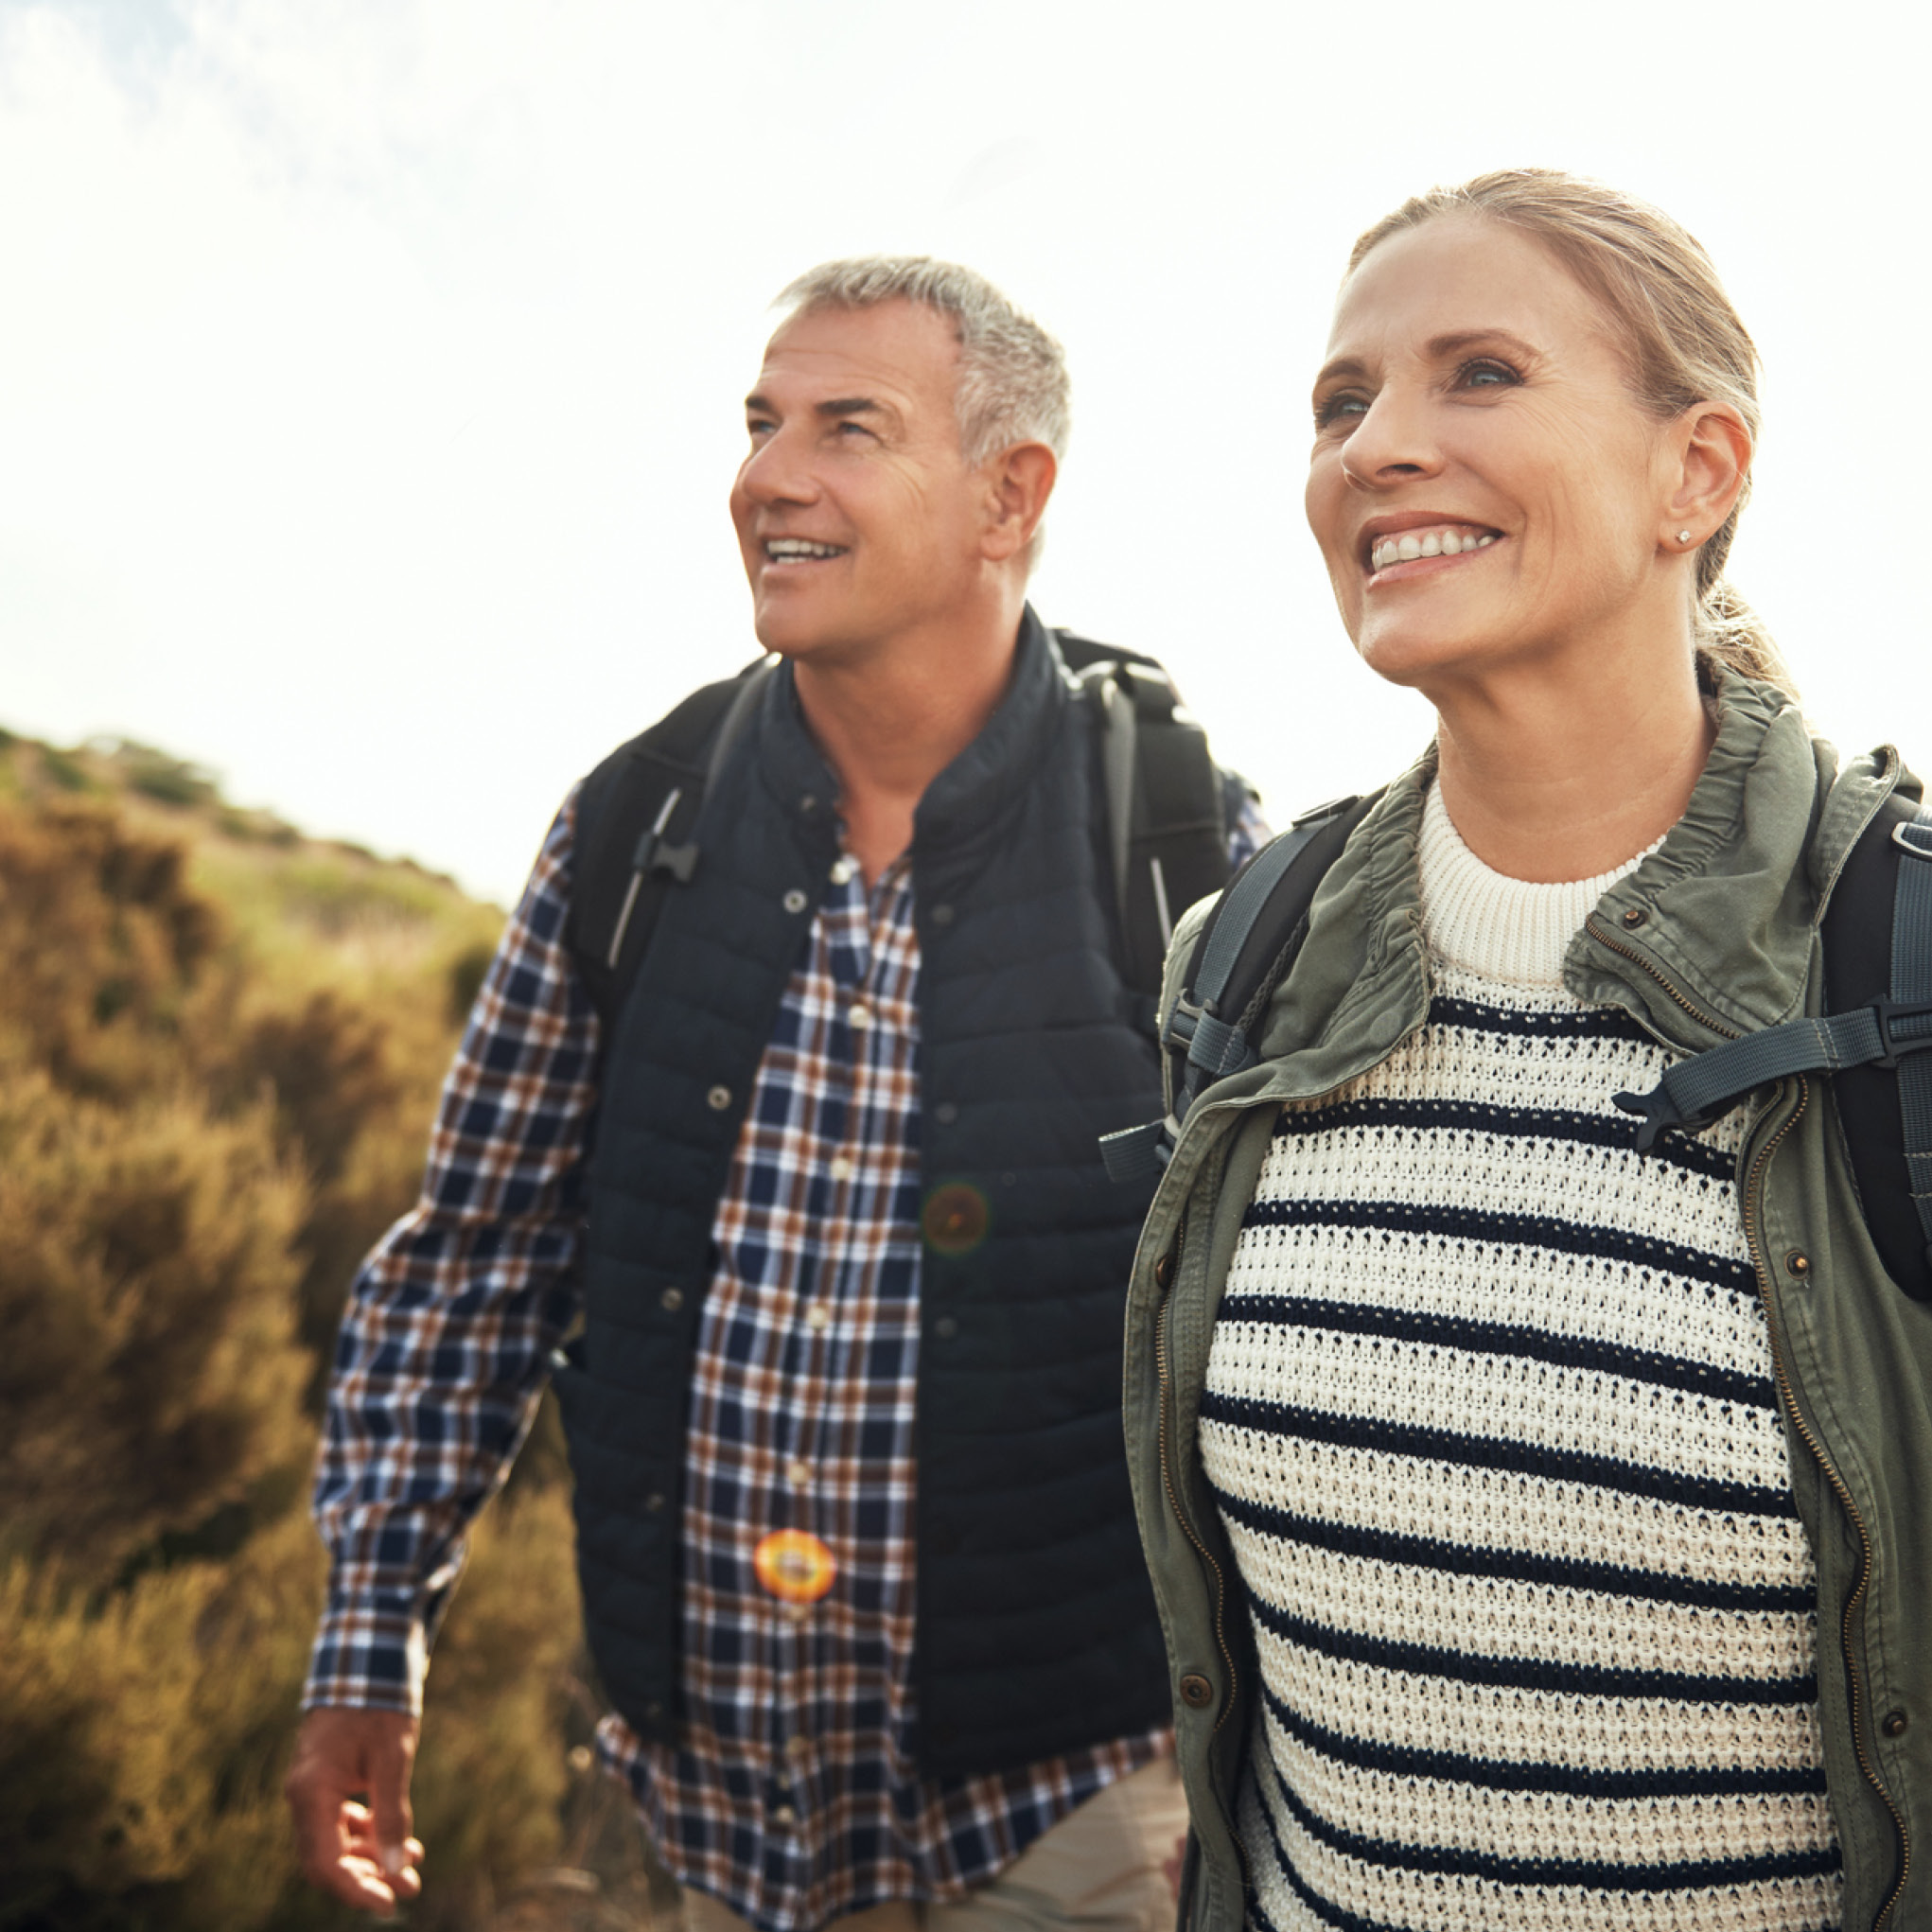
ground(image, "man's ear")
xmin=1663 ymin=401 xmax=1750 ymax=550
xmin=979 ymin=442 xmax=1058 ymax=564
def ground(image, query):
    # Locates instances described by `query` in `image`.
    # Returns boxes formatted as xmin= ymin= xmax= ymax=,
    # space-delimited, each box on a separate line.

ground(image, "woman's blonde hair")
xmin=1349 ymin=168 xmax=1795 ymax=696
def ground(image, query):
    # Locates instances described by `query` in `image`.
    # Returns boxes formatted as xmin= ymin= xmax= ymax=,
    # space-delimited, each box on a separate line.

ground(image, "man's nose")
xmin=738 ymin=427 xmax=819 ymax=507
xmin=1340 ymin=386 xmax=1442 ymax=492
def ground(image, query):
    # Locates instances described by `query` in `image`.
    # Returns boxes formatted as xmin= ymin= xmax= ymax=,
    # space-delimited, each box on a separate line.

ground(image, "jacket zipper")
xmin=1590 ymin=916 xmax=1908 ymax=1925
xmin=1583 ymin=915 xmax=1744 ymax=1041
xmin=1154 ymin=1220 xmax=1240 ymax=1736
xmin=1741 ymin=1079 xmax=1910 ymax=1931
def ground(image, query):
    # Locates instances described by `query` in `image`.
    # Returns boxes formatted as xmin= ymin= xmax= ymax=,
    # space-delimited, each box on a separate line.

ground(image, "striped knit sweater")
xmin=1200 ymin=782 xmax=1842 ymax=1932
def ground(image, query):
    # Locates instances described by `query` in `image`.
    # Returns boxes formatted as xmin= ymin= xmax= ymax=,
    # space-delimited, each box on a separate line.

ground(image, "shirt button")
xmin=829 ymin=1154 xmax=854 ymax=1182
xmin=772 ymin=1805 xmax=798 ymax=1827
xmin=805 ymin=1305 xmax=831 ymax=1331
xmin=830 ymin=854 xmax=859 ymax=885
xmin=785 ymin=1734 xmax=812 ymax=1762
xmin=786 ymin=1461 xmax=812 ymax=1487
xmin=707 ymin=1084 xmax=732 ymax=1112
xmin=848 ymin=1002 xmax=872 ymax=1029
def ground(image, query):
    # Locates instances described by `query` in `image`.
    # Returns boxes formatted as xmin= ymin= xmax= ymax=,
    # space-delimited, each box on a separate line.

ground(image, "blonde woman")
xmin=1126 ymin=171 xmax=1929 ymax=1932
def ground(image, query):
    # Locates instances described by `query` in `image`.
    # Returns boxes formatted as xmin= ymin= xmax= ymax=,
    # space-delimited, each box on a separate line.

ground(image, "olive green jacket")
xmin=1123 ymin=676 xmax=1932 ymax=1932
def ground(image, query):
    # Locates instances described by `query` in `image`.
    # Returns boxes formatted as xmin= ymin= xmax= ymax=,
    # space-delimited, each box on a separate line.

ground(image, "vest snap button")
xmin=660 ymin=1287 xmax=685 ymax=1312
xmin=783 ymin=887 xmax=808 ymax=915
xmin=1883 ymin=1708 xmax=1909 ymax=1738
xmin=931 ymin=904 xmax=956 ymax=926
xmin=1784 ymin=1250 xmax=1811 ymax=1278
xmin=1621 ymin=906 xmax=1648 ymax=929
xmin=935 ymin=1101 xmax=958 ymax=1125
xmin=934 ymin=1315 xmax=958 ymax=1340
xmin=645 ymin=1491 xmax=666 ymax=1513
xmin=707 ymin=1084 xmax=732 ymax=1112
xmin=1154 ymin=1254 xmax=1174 ymax=1290
xmin=1179 ymin=1673 xmax=1214 ymax=1709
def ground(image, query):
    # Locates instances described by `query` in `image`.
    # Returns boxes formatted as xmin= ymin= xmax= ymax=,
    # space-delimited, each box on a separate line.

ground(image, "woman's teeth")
xmin=1370 ymin=528 xmax=1498 ymax=571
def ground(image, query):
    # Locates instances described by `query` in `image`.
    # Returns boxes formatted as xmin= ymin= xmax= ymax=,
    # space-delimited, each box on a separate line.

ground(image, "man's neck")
xmin=792 ymin=598 xmax=1025 ymax=886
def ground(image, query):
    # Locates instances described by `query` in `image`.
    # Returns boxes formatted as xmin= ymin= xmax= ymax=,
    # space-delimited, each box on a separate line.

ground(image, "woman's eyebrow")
xmin=1425 ymin=328 xmax=1539 ymax=361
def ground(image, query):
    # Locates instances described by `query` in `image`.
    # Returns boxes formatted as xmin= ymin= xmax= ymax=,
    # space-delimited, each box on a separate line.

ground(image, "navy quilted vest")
xmin=553 ymin=613 xmax=1169 ymax=1777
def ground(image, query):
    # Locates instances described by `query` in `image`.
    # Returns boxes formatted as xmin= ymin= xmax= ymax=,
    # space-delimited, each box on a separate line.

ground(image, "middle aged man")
xmin=285 ymin=256 xmax=1263 ymax=1932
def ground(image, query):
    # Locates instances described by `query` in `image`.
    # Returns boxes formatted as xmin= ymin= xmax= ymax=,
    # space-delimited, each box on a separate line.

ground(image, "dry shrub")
xmin=0 ymin=780 xmax=611 ymax=1930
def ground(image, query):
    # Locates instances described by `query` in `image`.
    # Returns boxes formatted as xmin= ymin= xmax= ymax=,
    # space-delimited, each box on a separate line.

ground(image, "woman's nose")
xmin=1340 ymin=387 xmax=1442 ymax=492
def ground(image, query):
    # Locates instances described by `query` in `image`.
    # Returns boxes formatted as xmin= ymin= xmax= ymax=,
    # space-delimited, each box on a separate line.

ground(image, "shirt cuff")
xmin=301 ymin=1595 xmax=430 ymax=1718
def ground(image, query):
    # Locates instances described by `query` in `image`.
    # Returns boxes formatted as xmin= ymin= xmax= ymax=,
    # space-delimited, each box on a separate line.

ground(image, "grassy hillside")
xmin=0 ymin=729 xmax=663 ymax=1931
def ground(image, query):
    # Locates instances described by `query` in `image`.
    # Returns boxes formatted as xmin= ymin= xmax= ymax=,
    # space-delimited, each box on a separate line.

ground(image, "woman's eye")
xmin=1314 ymin=392 xmax=1370 ymax=429
xmin=1457 ymin=359 xmax=1521 ymax=392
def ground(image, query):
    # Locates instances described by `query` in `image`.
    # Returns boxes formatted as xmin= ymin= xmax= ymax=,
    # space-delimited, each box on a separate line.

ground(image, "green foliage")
xmin=0 ymin=752 xmax=630 ymax=1931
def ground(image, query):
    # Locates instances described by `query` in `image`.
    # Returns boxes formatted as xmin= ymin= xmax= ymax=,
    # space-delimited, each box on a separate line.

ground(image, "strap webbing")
xmin=1891 ymin=807 xmax=1932 ymax=1253
xmin=1614 ymin=798 xmax=1932 ymax=1159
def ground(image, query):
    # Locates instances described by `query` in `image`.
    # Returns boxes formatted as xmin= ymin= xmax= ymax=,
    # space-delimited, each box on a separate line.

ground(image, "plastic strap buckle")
xmin=1869 ymin=995 xmax=1932 ymax=1069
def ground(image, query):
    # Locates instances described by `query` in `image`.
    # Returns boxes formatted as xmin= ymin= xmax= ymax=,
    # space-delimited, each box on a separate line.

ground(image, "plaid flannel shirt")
xmin=307 ymin=773 xmax=1264 ymax=1932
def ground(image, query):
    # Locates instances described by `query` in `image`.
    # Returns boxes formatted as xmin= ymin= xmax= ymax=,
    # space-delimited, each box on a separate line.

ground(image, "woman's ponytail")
xmin=1695 ymin=578 xmax=1799 ymax=700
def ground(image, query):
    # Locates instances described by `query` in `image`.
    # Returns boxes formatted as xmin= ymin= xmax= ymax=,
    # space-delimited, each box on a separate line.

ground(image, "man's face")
xmin=729 ymin=299 xmax=990 ymax=663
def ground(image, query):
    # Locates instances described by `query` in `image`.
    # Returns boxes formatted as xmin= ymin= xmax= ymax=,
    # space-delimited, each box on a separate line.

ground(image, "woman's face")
xmin=1305 ymin=215 xmax=1680 ymax=692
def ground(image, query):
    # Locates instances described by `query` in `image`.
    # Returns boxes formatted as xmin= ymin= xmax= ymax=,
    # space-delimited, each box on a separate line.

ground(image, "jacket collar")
xmin=1253 ymin=672 xmax=1904 ymax=1085
xmin=750 ymin=605 xmax=1065 ymax=856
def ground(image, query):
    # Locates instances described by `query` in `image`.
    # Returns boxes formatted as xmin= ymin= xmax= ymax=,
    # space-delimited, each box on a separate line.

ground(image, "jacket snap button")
xmin=660 ymin=1287 xmax=685 ymax=1312
xmin=1621 ymin=906 xmax=1648 ymax=929
xmin=707 ymin=1084 xmax=732 ymax=1112
xmin=1179 ymin=1673 xmax=1214 ymax=1709
xmin=1154 ymin=1254 xmax=1174 ymax=1290
xmin=1784 ymin=1250 xmax=1811 ymax=1278
xmin=1883 ymin=1708 xmax=1909 ymax=1738
xmin=783 ymin=888 xmax=808 ymax=915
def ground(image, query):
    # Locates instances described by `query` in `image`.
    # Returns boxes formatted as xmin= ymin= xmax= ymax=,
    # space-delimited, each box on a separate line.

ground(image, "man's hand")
xmin=285 ymin=1706 xmax=425 ymax=1914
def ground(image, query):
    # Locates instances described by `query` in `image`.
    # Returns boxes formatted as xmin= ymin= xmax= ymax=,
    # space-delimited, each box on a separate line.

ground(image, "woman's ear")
xmin=979 ymin=442 xmax=1058 ymax=564
xmin=1664 ymin=401 xmax=1751 ymax=550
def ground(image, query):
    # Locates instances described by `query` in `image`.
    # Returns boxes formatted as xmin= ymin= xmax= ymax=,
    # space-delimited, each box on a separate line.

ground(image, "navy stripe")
xmin=1202 ymin=1387 xmax=1798 ymax=1519
xmin=1239 ymin=1195 xmax=1758 ymax=1297
xmin=1271 ymin=1094 xmax=1735 ymax=1182
xmin=1250 ymin=1838 xmax=1406 ymax=1932
xmin=1216 ymin=1294 xmax=1777 ymax=1411
xmin=1210 ymin=1484 xmax=1814 ymax=1612
xmin=1258 ymin=1677 xmax=1830 ymax=1799
xmin=1428 ymin=992 xmax=1649 ymax=1041
xmin=1247 ymin=1590 xmax=1818 ymax=1706
xmin=1259 ymin=1750 xmax=1842 ymax=1891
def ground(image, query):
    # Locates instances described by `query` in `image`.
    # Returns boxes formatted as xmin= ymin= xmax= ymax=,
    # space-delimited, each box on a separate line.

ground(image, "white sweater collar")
xmin=1416 ymin=781 xmax=1662 ymax=988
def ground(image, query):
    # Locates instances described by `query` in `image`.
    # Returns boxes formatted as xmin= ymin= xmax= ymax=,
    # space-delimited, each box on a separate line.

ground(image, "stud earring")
xmin=1677 ymin=530 xmax=1694 ymax=545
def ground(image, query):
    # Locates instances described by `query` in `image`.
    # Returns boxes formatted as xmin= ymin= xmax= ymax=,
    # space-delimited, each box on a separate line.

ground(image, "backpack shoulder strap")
xmin=1099 ymin=790 xmax=1381 ymax=1185
xmin=567 ymin=659 xmax=774 ymax=1030
xmin=1053 ymin=627 xmax=1246 ymax=998
xmin=1613 ymin=786 xmax=1932 ymax=1295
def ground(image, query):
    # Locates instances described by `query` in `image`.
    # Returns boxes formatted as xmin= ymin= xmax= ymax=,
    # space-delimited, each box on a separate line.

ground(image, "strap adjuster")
xmin=1894 ymin=818 xmax=1932 ymax=860
xmin=1870 ymin=995 xmax=1932 ymax=1068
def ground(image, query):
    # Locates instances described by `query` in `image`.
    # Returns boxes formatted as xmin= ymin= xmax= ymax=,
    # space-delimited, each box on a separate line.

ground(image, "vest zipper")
xmin=1742 ymin=1079 xmax=1910 ymax=1931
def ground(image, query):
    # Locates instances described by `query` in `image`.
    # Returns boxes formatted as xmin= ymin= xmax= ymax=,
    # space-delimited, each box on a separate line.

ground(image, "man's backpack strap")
xmin=1054 ymin=628 xmax=1248 ymax=998
xmin=567 ymin=659 xmax=775 ymax=1029
xmin=1099 ymin=791 xmax=1382 ymax=1186
xmin=1613 ymin=789 xmax=1932 ymax=1296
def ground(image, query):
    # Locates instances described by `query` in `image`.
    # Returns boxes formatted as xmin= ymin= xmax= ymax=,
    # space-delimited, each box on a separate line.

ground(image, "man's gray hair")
xmin=774 ymin=256 xmax=1071 ymax=467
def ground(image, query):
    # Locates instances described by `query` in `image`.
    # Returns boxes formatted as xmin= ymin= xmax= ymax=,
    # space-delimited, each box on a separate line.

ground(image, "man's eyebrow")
xmin=741 ymin=394 xmax=895 ymax=423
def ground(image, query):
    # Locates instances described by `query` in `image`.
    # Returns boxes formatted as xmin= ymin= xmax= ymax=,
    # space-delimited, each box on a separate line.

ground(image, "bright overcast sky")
xmin=3 ymin=0 xmax=1926 ymax=905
